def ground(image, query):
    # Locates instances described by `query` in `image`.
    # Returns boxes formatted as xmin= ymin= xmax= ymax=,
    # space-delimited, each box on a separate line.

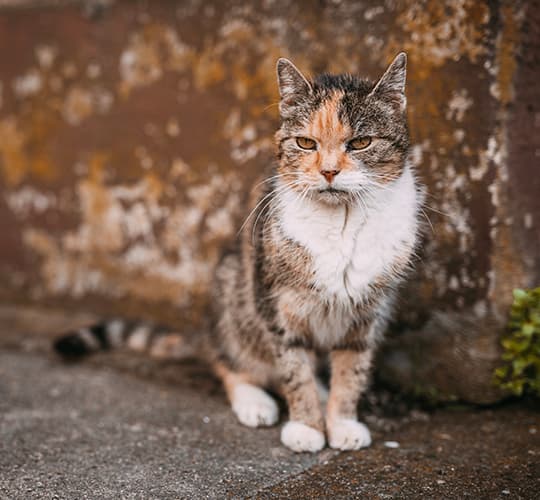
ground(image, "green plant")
xmin=494 ymin=288 xmax=540 ymax=397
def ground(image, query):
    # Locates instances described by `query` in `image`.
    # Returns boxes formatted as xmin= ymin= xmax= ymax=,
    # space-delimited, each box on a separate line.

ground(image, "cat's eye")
xmin=348 ymin=137 xmax=372 ymax=150
xmin=296 ymin=137 xmax=317 ymax=150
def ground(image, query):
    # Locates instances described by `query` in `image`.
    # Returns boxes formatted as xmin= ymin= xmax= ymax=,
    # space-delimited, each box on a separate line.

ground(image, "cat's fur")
xmin=55 ymin=54 xmax=423 ymax=453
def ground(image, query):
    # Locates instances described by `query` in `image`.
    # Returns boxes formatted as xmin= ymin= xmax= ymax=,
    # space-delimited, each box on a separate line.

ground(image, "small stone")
xmin=501 ymin=490 xmax=510 ymax=495
xmin=384 ymin=441 xmax=400 ymax=448
xmin=202 ymin=416 xmax=210 ymax=424
xmin=437 ymin=479 xmax=446 ymax=485
xmin=49 ymin=387 xmax=61 ymax=397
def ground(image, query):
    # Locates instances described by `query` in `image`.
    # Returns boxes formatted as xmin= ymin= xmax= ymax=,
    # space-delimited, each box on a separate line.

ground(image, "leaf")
xmin=494 ymin=287 xmax=540 ymax=398
xmin=522 ymin=323 xmax=535 ymax=336
xmin=516 ymin=338 xmax=531 ymax=353
xmin=501 ymin=338 xmax=516 ymax=351
xmin=513 ymin=289 xmax=528 ymax=301
xmin=529 ymin=311 xmax=540 ymax=326
xmin=512 ymin=358 xmax=528 ymax=375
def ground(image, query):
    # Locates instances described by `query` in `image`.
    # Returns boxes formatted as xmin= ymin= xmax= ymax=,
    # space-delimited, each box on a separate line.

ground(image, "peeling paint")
xmin=62 ymin=87 xmax=92 ymax=125
xmin=224 ymin=108 xmax=273 ymax=163
xmin=13 ymin=69 xmax=43 ymax=98
xmin=453 ymin=129 xmax=465 ymax=143
xmin=469 ymin=160 xmax=488 ymax=182
xmin=364 ymin=6 xmax=384 ymax=21
xmin=86 ymin=62 xmax=101 ymax=79
xmin=119 ymin=24 xmax=193 ymax=97
xmin=35 ymin=44 xmax=58 ymax=70
xmin=165 ymin=118 xmax=180 ymax=137
xmin=473 ymin=299 xmax=488 ymax=318
xmin=524 ymin=213 xmax=533 ymax=229
xmin=446 ymin=89 xmax=473 ymax=122
xmin=21 ymin=149 xmax=241 ymax=307
xmin=4 ymin=186 xmax=56 ymax=216
xmin=397 ymin=0 xmax=489 ymax=74
xmin=134 ymin=146 xmax=154 ymax=170
xmin=448 ymin=275 xmax=460 ymax=291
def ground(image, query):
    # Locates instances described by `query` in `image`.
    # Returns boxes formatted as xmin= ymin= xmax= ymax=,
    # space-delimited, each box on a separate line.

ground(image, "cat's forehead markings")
xmin=307 ymin=91 xmax=351 ymax=143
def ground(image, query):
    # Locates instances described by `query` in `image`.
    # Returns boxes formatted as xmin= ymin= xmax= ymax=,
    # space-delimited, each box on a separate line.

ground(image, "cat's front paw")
xmin=232 ymin=383 xmax=279 ymax=428
xmin=281 ymin=421 xmax=325 ymax=453
xmin=327 ymin=418 xmax=371 ymax=450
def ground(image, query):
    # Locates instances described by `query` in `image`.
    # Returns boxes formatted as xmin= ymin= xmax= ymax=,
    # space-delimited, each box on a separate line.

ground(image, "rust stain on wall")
xmin=486 ymin=2 xmax=528 ymax=317
xmin=0 ymin=117 xmax=27 ymax=186
xmin=490 ymin=2 xmax=521 ymax=105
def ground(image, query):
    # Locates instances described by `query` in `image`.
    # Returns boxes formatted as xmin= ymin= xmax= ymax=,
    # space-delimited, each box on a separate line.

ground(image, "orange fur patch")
xmin=302 ymin=92 xmax=355 ymax=178
xmin=308 ymin=92 xmax=350 ymax=143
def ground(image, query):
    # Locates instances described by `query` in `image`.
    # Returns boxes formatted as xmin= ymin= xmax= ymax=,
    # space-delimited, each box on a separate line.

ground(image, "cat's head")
xmin=275 ymin=54 xmax=409 ymax=206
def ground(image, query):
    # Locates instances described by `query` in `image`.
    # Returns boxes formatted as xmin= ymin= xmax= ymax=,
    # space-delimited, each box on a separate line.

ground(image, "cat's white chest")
xmin=279 ymin=168 xmax=419 ymax=305
xmin=285 ymin=204 xmax=361 ymax=300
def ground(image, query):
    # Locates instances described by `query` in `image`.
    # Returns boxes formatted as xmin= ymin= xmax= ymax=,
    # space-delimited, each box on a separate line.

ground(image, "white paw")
xmin=327 ymin=418 xmax=372 ymax=450
xmin=281 ymin=421 xmax=325 ymax=453
xmin=231 ymin=383 xmax=279 ymax=428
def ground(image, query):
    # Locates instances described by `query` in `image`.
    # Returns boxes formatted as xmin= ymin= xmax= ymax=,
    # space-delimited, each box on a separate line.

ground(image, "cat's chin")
xmin=313 ymin=188 xmax=354 ymax=206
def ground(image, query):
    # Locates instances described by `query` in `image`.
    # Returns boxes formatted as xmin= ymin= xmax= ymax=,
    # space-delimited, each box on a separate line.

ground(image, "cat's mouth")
xmin=317 ymin=187 xmax=347 ymax=194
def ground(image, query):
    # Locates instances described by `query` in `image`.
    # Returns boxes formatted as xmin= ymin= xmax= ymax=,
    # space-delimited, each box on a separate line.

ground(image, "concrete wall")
xmin=0 ymin=0 xmax=538 ymax=402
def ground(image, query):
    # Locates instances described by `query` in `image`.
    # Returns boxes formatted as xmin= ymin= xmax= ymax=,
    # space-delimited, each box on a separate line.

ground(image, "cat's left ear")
xmin=369 ymin=52 xmax=407 ymax=110
xmin=276 ymin=58 xmax=312 ymax=116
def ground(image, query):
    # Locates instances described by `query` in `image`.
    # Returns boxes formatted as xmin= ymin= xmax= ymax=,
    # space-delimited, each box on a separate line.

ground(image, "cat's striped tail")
xmin=53 ymin=319 xmax=198 ymax=360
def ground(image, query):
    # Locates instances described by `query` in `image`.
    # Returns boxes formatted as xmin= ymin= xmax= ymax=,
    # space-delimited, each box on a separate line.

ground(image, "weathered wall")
xmin=0 ymin=0 xmax=538 ymax=401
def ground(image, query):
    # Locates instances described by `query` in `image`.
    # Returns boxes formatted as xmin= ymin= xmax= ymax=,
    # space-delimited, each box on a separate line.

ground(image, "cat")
xmin=55 ymin=53 xmax=423 ymax=453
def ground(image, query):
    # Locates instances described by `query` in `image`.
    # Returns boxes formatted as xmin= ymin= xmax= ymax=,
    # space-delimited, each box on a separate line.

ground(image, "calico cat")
xmin=55 ymin=53 xmax=423 ymax=453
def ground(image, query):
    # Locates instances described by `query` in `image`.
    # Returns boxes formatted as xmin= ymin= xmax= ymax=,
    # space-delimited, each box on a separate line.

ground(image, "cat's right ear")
xmin=369 ymin=52 xmax=407 ymax=111
xmin=276 ymin=58 xmax=312 ymax=115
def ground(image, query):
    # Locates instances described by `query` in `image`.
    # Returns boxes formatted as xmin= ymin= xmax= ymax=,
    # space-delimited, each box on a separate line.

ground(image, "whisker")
xmin=260 ymin=183 xmax=310 ymax=234
xmin=248 ymin=180 xmax=307 ymax=243
xmin=423 ymin=203 xmax=452 ymax=218
xmin=262 ymin=101 xmax=280 ymax=112
xmin=250 ymin=173 xmax=299 ymax=191
xmin=237 ymin=181 xmax=296 ymax=236
xmin=419 ymin=207 xmax=435 ymax=234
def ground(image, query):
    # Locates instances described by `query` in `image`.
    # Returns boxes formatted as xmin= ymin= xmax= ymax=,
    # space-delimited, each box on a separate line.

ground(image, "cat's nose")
xmin=320 ymin=169 xmax=340 ymax=183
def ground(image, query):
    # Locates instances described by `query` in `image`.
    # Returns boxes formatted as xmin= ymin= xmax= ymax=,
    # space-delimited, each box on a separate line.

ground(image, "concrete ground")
xmin=0 ymin=305 xmax=538 ymax=499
